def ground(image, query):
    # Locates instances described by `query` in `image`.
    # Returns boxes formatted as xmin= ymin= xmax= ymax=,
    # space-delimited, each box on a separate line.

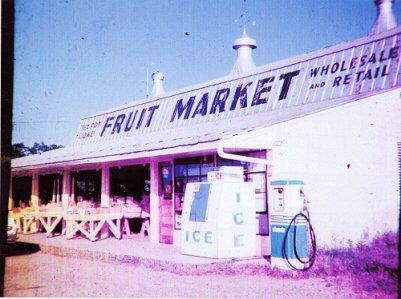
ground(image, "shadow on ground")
xmin=0 ymin=242 xmax=40 ymax=257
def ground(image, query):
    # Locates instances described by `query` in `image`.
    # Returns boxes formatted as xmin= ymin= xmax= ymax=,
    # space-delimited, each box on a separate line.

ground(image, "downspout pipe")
xmin=217 ymin=143 xmax=273 ymax=166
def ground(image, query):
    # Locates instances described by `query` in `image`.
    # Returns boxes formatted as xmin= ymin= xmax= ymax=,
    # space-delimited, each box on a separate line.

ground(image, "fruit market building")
xmin=10 ymin=1 xmax=401 ymax=253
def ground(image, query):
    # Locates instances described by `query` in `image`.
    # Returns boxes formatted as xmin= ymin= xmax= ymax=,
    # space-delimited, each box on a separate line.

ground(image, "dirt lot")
xmin=4 ymin=252 xmax=387 ymax=298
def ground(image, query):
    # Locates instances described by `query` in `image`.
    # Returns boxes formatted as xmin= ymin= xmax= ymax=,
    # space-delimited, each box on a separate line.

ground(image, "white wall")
xmin=226 ymin=88 xmax=401 ymax=248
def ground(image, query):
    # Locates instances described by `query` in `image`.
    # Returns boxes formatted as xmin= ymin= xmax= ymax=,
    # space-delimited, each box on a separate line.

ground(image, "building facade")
xmin=10 ymin=3 xmax=401 ymax=253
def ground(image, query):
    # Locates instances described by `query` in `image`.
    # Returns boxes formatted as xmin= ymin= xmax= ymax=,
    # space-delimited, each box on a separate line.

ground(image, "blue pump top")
xmin=270 ymin=179 xmax=304 ymax=186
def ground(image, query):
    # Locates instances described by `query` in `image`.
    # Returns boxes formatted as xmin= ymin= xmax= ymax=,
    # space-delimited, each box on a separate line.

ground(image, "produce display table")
xmin=14 ymin=203 xmax=149 ymax=240
xmin=64 ymin=212 xmax=123 ymax=241
xmin=33 ymin=210 xmax=64 ymax=237
xmin=122 ymin=205 xmax=150 ymax=237
xmin=21 ymin=208 xmax=41 ymax=234
xmin=9 ymin=209 xmax=24 ymax=232
xmin=22 ymin=209 xmax=64 ymax=237
xmin=22 ymin=213 xmax=37 ymax=234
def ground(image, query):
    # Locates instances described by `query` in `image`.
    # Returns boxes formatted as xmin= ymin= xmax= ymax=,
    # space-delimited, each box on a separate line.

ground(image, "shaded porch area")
xmin=10 ymin=148 xmax=270 ymax=253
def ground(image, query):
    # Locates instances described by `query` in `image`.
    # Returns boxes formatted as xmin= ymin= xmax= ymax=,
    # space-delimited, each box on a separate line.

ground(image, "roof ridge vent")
xmin=230 ymin=27 xmax=257 ymax=75
xmin=370 ymin=0 xmax=397 ymax=35
xmin=151 ymin=71 xmax=165 ymax=97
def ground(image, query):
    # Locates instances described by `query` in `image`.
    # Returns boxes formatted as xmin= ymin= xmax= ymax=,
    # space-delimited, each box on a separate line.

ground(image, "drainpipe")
xmin=217 ymin=143 xmax=272 ymax=166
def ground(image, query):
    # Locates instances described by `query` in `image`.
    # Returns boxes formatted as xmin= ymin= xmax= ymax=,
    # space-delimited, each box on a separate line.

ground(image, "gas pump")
xmin=269 ymin=180 xmax=316 ymax=270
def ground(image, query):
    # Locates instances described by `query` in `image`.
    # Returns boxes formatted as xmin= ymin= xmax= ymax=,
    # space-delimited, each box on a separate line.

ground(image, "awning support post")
xmin=31 ymin=172 xmax=40 ymax=207
xmin=51 ymin=179 xmax=56 ymax=203
xmin=100 ymin=165 xmax=111 ymax=208
xmin=56 ymin=178 xmax=61 ymax=204
xmin=61 ymin=170 xmax=71 ymax=208
xmin=8 ymin=177 xmax=13 ymax=211
xmin=149 ymin=160 xmax=160 ymax=243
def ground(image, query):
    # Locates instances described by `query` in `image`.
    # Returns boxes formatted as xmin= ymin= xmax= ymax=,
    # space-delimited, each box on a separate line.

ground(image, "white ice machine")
xmin=181 ymin=168 xmax=256 ymax=258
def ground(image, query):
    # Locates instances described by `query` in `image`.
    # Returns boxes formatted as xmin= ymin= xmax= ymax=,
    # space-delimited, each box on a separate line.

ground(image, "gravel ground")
xmin=4 ymin=252 xmax=386 ymax=298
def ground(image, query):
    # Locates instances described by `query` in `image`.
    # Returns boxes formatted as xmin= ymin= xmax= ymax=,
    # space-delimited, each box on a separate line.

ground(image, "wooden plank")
xmin=123 ymin=218 xmax=131 ymax=236
xmin=91 ymin=219 xmax=106 ymax=240
xmin=46 ymin=216 xmax=63 ymax=237
xmin=64 ymin=212 xmax=123 ymax=222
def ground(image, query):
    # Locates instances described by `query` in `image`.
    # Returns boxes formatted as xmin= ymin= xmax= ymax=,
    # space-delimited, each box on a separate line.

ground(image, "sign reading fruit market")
xmin=74 ymin=31 xmax=401 ymax=145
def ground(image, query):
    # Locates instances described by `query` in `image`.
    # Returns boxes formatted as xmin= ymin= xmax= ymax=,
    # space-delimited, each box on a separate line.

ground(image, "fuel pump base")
xmin=271 ymin=215 xmax=308 ymax=270
xmin=269 ymin=180 xmax=313 ymax=270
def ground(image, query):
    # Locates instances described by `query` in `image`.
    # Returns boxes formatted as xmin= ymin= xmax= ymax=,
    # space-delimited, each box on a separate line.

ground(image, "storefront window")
xmin=173 ymin=151 xmax=269 ymax=235
xmin=187 ymin=164 xmax=200 ymax=176
xmin=217 ymin=157 xmax=244 ymax=168
xmin=39 ymin=174 xmax=63 ymax=205
xmin=110 ymin=165 xmax=150 ymax=203
xmin=242 ymin=151 xmax=269 ymax=236
xmin=173 ymin=156 xmax=214 ymax=216
xmin=201 ymin=162 xmax=215 ymax=175
xmin=175 ymin=164 xmax=186 ymax=177
xmin=72 ymin=170 xmax=101 ymax=204
xmin=217 ymin=151 xmax=268 ymax=214
xmin=12 ymin=176 xmax=32 ymax=207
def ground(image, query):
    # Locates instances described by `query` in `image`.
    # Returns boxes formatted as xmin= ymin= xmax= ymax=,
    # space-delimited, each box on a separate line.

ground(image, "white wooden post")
xmin=8 ymin=176 xmax=13 ymax=210
xmin=266 ymin=150 xmax=273 ymax=177
xmin=31 ymin=172 xmax=40 ymax=207
xmin=61 ymin=170 xmax=71 ymax=208
xmin=71 ymin=177 xmax=76 ymax=206
xmin=101 ymin=165 xmax=111 ymax=207
xmin=100 ymin=165 xmax=111 ymax=239
xmin=150 ymin=160 xmax=160 ymax=243
xmin=51 ymin=179 xmax=56 ymax=203
xmin=56 ymin=178 xmax=61 ymax=204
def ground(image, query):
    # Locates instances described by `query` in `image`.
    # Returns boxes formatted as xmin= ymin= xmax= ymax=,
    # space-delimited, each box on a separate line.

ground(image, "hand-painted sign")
xmin=73 ymin=30 xmax=401 ymax=146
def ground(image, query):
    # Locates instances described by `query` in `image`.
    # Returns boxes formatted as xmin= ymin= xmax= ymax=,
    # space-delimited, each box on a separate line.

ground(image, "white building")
xmin=10 ymin=0 xmax=401 ymax=253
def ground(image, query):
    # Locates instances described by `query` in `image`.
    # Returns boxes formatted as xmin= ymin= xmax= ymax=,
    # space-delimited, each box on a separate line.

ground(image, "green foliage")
xmin=313 ymin=231 xmax=398 ymax=295
xmin=229 ymin=231 xmax=398 ymax=296
xmin=12 ymin=142 xmax=63 ymax=158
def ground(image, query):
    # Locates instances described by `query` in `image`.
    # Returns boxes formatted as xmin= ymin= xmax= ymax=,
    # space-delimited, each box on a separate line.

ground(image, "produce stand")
xmin=64 ymin=209 xmax=123 ymax=241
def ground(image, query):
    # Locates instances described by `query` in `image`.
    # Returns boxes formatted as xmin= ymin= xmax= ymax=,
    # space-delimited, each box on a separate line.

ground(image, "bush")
xmin=314 ymin=231 xmax=398 ymax=294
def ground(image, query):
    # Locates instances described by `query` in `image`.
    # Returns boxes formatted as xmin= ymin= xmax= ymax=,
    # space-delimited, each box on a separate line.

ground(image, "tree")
xmin=11 ymin=142 xmax=63 ymax=158
xmin=11 ymin=143 xmax=31 ymax=158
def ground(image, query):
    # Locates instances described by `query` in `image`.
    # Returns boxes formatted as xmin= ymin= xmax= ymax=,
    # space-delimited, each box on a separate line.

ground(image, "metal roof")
xmin=12 ymin=27 xmax=401 ymax=172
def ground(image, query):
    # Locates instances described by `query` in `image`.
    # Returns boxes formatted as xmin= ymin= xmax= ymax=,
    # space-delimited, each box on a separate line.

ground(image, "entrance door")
xmin=159 ymin=162 xmax=173 ymax=244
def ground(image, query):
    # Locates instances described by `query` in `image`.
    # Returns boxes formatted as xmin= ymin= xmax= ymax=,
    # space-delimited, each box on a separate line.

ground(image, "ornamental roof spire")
xmin=370 ymin=0 xmax=397 ymax=35
xmin=230 ymin=26 xmax=257 ymax=75
xmin=151 ymin=71 xmax=165 ymax=97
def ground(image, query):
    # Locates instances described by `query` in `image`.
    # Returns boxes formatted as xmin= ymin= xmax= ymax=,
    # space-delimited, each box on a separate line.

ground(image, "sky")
xmin=12 ymin=0 xmax=401 ymax=146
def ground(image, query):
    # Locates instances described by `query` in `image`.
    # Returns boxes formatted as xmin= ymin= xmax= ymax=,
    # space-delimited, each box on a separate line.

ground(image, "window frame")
xmin=172 ymin=151 xmax=269 ymax=235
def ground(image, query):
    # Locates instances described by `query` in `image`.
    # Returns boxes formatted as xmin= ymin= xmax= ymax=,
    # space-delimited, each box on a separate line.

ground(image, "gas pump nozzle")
xmin=300 ymin=187 xmax=310 ymax=218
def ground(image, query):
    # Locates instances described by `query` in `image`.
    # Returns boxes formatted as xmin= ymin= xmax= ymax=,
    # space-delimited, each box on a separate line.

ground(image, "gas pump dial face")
xmin=273 ymin=187 xmax=285 ymax=212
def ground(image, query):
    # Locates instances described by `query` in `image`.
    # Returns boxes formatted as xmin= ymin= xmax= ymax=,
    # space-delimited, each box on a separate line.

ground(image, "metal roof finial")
xmin=242 ymin=26 xmax=248 ymax=38
xmin=151 ymin=71 xmax=165 ymax=97
xmin=370 ymin=0 xmax=397 ymax=35
xmin=231 ymin=1 xmax=257 ymax=75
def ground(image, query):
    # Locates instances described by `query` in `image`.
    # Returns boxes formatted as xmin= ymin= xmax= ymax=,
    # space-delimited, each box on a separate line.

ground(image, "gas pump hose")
xmin=281 ymin=212 xmax=317 ymax=271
